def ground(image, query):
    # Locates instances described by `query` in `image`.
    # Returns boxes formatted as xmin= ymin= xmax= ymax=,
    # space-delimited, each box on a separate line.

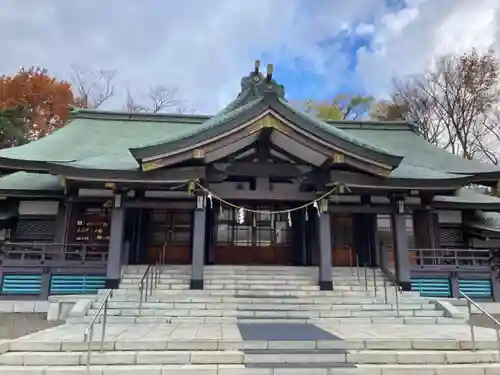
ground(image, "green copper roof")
xmin=389 ymin=164 xmax=469 ymax=180
xmin=466 ymin=210 xmax=500 ymax=235
xmin=434 ymin=188 xmax=500 ymax=205
xmin=0 ymin=64 xmax=499 ymax=186
xmin=131 ymin=68 xmax=402 ymax=167
xmin=340 ymin=126 xmax=500 ymax=175
xmin=130 ymin=98 xmax=263 ymax=156
xmin=0 ymin=172 xmax=61 ymax=191
xmin=0 ymin=111 xmax=204 ymax=170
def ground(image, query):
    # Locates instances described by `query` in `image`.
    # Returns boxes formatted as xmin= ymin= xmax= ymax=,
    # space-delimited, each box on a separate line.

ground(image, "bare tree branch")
xmin=122 ymin=84 xmax=192 ymax=114
xmin=147 ymin=86 xmax=181 ymax=113
xmin=124 ymin=85 xmax=145 ymax=113
xmin=377 ymin=48 xmax=500 ymax=164
xmin=69 ymin=65 xmax=116 ymax=108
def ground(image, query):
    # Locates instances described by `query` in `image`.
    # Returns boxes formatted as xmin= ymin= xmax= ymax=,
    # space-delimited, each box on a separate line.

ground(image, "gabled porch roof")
xmin=0 ymin=62 xmax=499 ymax=194
xmin=129 ymin=68 xmax=403 ymax=175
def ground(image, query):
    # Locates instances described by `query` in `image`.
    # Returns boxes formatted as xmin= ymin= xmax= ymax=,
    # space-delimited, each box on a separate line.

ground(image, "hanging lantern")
xmin=304 ymin=208 xmax=309 ymax=222
xmin=207 ymin=193 xmax=213 ymax=208
xmin=397 ymin=199 xmax=405 ymax=214
xmin=287 ymin=211 xmax=292 ymax=227
xmin=236 ymin=207 xmax=245 ymax=224
xmin=187 ymin=180 xmax=196 ymax=195
xmin=218 ymin=203 xmax=223 ymax=218
xmin=320 ymin=198 xmax=329 ymax=213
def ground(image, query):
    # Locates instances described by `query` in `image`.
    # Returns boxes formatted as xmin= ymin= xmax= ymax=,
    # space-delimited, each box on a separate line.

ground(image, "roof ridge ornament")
xmin=237 ymin=60 xmax=285 ymax=102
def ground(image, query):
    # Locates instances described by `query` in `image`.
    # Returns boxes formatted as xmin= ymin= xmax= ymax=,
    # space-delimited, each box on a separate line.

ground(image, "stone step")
xmin=70 ymin=316 xmax=453 ymax=324
xmin=121 ymin=279 xmax=189 ymax=284
xmin=86 ymin=308 xmax=444 ymax=319
xmin=243 ymin=348 xmax=500 ymax=365
xmin=0 ymin=350 xmax=245 ymax=366
xmin=122 ymin=273 xmax=384 ymax=285
xmin=105 ymin=289 xmax=390 ymax=297
xmin=94 ymin=302 xmax=436 ymax=311
xmin=98 ymin=296 xmax=428 ymax=305
xmin=7 ymin=338 xmax=498 ymax=352
xmin=121 ymin=279 xmax=320 ymax=285
xmin=2 ymin=364 xmax=500 ymax=375
xmin=118 ymin=284 xmax=322 ymax=291
xmin=14 ymin=347 xmax=496 ymax=367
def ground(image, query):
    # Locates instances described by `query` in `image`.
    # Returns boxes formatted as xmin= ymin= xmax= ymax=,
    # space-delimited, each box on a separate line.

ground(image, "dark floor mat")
xmin=237 ymin=322 xmax=343 ymax=341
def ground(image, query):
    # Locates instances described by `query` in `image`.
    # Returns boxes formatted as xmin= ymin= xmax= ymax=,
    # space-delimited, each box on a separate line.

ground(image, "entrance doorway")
xmin=211 ymin=205 xmax=293 ymax=265
xmin=147 ymin=209 xmax=192 ymax=264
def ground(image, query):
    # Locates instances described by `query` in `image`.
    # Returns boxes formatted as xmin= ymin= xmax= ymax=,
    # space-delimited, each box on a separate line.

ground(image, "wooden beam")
xmin=123 ymin=199 xmax=196 ymax=209
xmin=209 ymin=182 xmax=315 ymax=201
xmin=255 ymin=127 xmax=273 ymax=161
xmin=213 ymin=162 xmax=307 ymax=178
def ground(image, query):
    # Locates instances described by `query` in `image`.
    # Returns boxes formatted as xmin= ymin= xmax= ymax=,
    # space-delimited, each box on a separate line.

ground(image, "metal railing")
xmin=408 ymin=248 xmax=491 ymax=269
xmin=83 ymin=288 xmax=113 ymax=374
xmin=138 ymin=238 xmax=169 ymax=314
xmin=0 ymin=242 xmax=108 ymax=266
xmin=350 ymin=252 xmax=403 ymax=317
xmin=459 ymin=290 xmax=500 ymax=357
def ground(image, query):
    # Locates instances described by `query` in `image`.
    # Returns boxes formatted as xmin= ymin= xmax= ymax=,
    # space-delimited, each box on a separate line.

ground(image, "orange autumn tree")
xmin=0 ymin=67 xmax=78 ymax=147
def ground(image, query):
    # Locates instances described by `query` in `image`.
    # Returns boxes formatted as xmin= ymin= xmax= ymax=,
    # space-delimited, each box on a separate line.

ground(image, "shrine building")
xmin=1 ymin=61 xmax=500 ymax=300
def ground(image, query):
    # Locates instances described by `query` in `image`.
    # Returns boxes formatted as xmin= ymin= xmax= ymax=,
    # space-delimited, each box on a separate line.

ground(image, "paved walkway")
xmin=10 ymin=322 xmax=500 ymax=343
xmin=0 ymin=313 xmax=62 ymax=340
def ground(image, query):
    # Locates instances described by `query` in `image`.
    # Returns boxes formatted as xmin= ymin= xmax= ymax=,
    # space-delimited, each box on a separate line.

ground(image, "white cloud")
xmin=1 ymin=0 xmax=499 ymax=112
xmin=356 ymin=0 xmax=500 ymax=97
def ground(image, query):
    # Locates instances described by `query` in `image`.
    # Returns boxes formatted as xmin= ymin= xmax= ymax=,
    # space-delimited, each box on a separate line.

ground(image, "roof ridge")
xmin=70 ymin=107 xmax=210 ymax=123
xmin=277 ymin=98 xmax=399 ymax=158
xmin=130 ymin=98 xmax=264 ymax=153
xmin=326 ymin=119 xmax=418 ymax=131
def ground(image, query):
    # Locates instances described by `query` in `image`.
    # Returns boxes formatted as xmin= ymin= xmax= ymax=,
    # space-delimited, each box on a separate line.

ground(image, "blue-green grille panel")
xmin=459 ymin=279 xmax=492 ymax=298
xmin=411 ymin=278 xmax=452 ymax=297
xmin=50 ymin=275 xmax=105 ymax=294
xmin=1 ymin=274 xmax=42 ymax=295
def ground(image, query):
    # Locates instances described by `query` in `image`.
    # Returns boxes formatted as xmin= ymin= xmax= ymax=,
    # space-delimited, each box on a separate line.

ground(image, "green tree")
xmin=302 ymin=94 xmax=375 ymax=121
xmin=0 ymin=107 xmax=29 ymax=148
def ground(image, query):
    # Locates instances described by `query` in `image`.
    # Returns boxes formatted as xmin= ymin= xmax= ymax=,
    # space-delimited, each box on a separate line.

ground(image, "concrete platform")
xmin=9 ymin=322 xmax=500 ymax=344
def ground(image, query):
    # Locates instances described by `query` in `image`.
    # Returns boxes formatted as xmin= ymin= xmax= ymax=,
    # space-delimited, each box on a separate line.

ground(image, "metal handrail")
xmin=459 ymin=291 xmax=500 ymax=356
xmin=83 ymin=288 xmax=113 ymax=373
xmin=138 ymin=237 xmax=169 ymax=314
xmin=379 ymin=266 xmax=403 ymax=316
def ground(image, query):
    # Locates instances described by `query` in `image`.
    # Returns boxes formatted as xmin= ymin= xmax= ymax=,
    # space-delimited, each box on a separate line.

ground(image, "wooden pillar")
xmin=353 ymin=213 xmax=377 ymax=267
xmin=391 ymin=204 xmax=411 ymax=291
xmin=318 ymin=213 xmax=333 ymax=290
xmin=291 ymin=209 xmax=307 ymax=266
xmin=413 ymin=210 xmax=438 ymax=249
xmin=190 ymin=199 xmax=207 ymax=289
xmin=106 ymin=195 xmax=125 ymax=289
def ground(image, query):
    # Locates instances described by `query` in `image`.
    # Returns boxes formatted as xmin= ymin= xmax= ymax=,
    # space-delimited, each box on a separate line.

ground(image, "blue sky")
xmin=1 ymin=0 xmax=499 ymax=113
xmin=269 ymin=32 xmax=375 ymax=101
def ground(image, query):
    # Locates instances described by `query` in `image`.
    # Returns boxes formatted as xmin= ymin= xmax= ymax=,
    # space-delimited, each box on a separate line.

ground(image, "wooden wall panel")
xmin=148 ymin=245 xmax=191 ymax=264
xmin=214 ymin=245 xmax=293 ymax=265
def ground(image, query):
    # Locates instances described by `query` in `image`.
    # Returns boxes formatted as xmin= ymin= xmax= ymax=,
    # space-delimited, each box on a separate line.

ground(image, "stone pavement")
xmin=12 ymin=322 xmax=500 ymax=343
xmin=2 ymin=322 xmax=500 ymax=373
xmin=2 ymin=264 xmax=500 ymax=373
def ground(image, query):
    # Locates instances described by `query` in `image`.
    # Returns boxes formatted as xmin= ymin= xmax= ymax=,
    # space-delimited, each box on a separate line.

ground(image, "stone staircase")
xmin=2 ymin=265 xmax=500 ymax=374
xmin=2 ymin=337 xmax=500 ymax=374
xmin=70 ymin=265 xmax=451 ymax=325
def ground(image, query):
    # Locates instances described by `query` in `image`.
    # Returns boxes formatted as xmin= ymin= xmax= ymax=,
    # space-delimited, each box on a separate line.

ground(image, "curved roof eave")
xmin=130 ymin=93 xmax=404 ymax=169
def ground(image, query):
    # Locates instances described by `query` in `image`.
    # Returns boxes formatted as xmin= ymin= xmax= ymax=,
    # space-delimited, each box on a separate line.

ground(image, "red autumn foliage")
xmin=0 ymin=67 xmax=80 ymax=141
